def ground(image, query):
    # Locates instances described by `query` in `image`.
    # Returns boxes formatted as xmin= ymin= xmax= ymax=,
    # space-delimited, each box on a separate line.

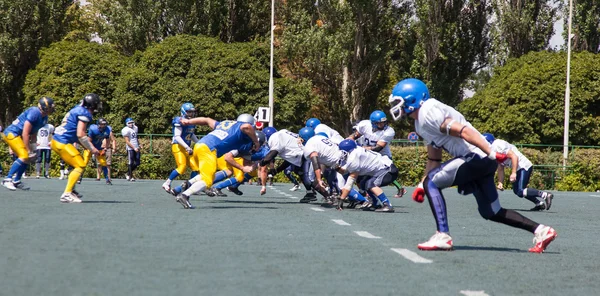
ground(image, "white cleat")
xmin=162 ymin=181 xmax=171 ymax=193
xmin=2 ymin=179 xmax=16 ymax=191
xmin=60 ymin=192 xmax=82 ymax=203
xmin=418 ymin=231 xmax=454 ymax=251
xmin=289 ymin=184 xmax=301 ymax=192
xmin=529 ymin=225 xmax=557 ymax=253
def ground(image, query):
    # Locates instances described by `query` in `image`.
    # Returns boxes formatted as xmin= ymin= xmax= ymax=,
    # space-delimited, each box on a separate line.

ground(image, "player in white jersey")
xmin=300 ymin=128 xmax=369 ymax=207
xmin=35 ymin=124 xmax=54 ymax=178
xmin=121 ymin=117 xmax=140 ymax=181
xmin=259 ymin=128 xmax=328 ymax=203
xmin=334 ymin=139 xmax=398 ymax=212
xmin=388 ymin=78 xmax=556 ymax=253
xmin=483 ymin=133 xmax=553 ymax=211
xmin=347 ymin=110 xmax=407 ymax=198
xmin=305 ymin=118 xmax=345 ymax=144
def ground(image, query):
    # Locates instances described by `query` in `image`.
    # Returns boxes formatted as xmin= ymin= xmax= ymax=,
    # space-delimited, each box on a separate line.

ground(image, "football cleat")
xmin=374 ymin=203 xmax=395 ymax=213
xmin=227 ymin=186 xmax=244 ymax=196
xmin=176 ymin=194 xmax=194 ymax=209
xmin=161 ymin=181 xmax=171 ymax=193
xmin=290 ymin=184 xmax=301 ymax=192
xmin=13 ymin=181 xmax=30 ymax=191
xmin=214 ymin=189 xmax=227 ymax=197
xmin=2 ymin=179 xmax=16 ymax=191
xmin=299 ymin=192 xmax=318 ymax=203
xmin=543 ymin=192 xmax=553 ymax=210
xmin=529 ymin=225 xmax=557 ymax=253
xmin=418 ymin=232 xmax=454 ymax=251
xmin=106 ymin=180 xmax=113 ymax=185
xmin=394 ymin=187 xmax=407 ymax=198
xmin=71 ymin=189 xmax=83 ymax=199
xmin=530 ymin=202 xmax=546 ymax=211
xmin=60 ymin=193 xmax=82 ymax=203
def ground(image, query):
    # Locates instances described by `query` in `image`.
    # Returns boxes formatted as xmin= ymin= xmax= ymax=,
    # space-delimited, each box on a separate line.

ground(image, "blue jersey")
xmin=199 ymin=120 xmax=252 ymax=157
xmin=171 ymin=117 xmax=196 ymax=145
xmin=88 ymin=124 xmax=112 ymax=150
xmin=4 ymin=107 xmax=48 ymax=136
xmin=53 ymin=106 xmax=93 ymax=144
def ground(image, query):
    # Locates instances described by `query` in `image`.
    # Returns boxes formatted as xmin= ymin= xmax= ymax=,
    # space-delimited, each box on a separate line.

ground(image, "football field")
xmin=0 ymin=179 xmax=598 ymax=296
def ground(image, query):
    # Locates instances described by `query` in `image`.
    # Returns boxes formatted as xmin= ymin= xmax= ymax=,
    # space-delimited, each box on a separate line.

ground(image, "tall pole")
xmin=268 ymin=0 xmax=275 ymax=127
xmin=563 ymin=0 xmax=573 ymax=167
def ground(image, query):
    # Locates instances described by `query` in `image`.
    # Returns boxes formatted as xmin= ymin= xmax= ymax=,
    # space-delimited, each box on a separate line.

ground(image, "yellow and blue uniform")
xmin=2 ymin=107 xmax=48 ymax=182
xmin=193 ymin=120 xmax=252 ymax=188
xmin=168 ymin=117 xmax=199 ymax=181
xmin=51 ymin=106 xmax=93 ymax=194
xmin=212 ymin=145 xmax=270 ymax=191
xmin=82 ymin=124 xmax=111 ymax=180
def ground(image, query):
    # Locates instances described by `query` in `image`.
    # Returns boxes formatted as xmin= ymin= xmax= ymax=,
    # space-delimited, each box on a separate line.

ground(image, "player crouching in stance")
xmin=82 ymin=118 xmax=113 ymax=185
xmin=300 ymin=128 xmax=368 ymax=207
xmin=170 ymin=116 xmax=260 ymax=209
xmin=483 ymin=133 xmax=554 ymax=211
xmin=389 ymin=78 xmax=556 ymax=253
xmin=334 ymin=139 xmax=397 ymax=212
xmin=2 ymin=97 xmax=55 ymax=191
xmin=162 ymin=103 xmax=199 ymax=193
xmin=52 ymin=94 xmax=102 ymax=203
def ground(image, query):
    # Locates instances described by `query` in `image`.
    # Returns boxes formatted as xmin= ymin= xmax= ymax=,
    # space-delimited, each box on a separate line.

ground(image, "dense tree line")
xmin=3 ymin=0 xmax=600 ymax=145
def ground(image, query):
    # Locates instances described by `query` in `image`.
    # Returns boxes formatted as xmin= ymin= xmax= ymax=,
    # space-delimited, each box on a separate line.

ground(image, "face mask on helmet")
xmin=38 ymin=97 xmax=56 ymax=115
xmin=181 ymin=103 xmax=196 ymax=119
xmin=299 ymin=127 xmax=315 ymax=143
xmin=370 ymin=110 xmax=388 ymax=130
xmin=82 ymin=93 xmax=102 ymax=114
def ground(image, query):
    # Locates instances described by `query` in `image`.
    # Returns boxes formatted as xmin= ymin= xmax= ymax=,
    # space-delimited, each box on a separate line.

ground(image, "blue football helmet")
xmin=125 ymin=117 xmax=135 ymax=125
xmin=263 ymin=127 xmax=277 ymax=140
xmin=388 ymin=78 xmax=430 ymax=120
xmin=305 ymin=118 xmax=321 ymax=128
xmin=180 ymin=103 xmax=196 ymax=119
xmin=339 ymin=139 xmax=358 ymax=153
xmin=483 ymin=133 xmax=495 ymax=144
xmin=299 ymin=127 xmax=315 ymax=142
xmin=38 ymin=97 xmax=55 ymax=114
xmin=370 ymin=110 xmax=388 ymax=129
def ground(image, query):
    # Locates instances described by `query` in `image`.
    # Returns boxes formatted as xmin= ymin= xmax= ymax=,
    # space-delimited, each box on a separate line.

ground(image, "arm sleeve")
xmin=260 ymin=150 xmax=279 ymax=166
xmin=173 ymin=126 xmax=191 ymax=149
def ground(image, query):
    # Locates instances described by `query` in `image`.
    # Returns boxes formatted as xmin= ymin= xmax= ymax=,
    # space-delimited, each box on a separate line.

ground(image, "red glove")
xmin=489 ymin=152 xmax=508 ymax=163
xmin=412 ymin=183 xmax=425 ymax=203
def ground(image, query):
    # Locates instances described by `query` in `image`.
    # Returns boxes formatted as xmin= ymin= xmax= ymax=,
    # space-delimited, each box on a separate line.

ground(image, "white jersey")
xmin=36 ymin=124 xmax=54 ymax=149
xmin=354 ymin=119 xmax=395 ymax=158
xmin=341 ymin=146 xmax=393 ymax=176
xmin=303 ymin=135 xmax=343 ymax=168
xmin=491 ymin=139 xmax=533 ymax=170
xmin=267 ymin=129 xmax=304 ymax=166
xmin=314 ymin=123 xmax=345 ymax=144
xmin=121 ymin=125 xmax=139 ymax=150
xmin=415 ymin=99 xmax=486 ymax=158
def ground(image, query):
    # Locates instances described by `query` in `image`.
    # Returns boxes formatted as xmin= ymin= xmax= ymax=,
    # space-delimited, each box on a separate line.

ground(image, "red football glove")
xmin=488 ymin=152 xmax=508 ymax=163
xmin=412 ymin=183 xmax=425 ymax=203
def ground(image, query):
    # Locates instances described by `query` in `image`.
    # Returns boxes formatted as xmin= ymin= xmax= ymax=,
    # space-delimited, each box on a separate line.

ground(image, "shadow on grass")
xmin=204 ymin=206 xmax=279 ymax=210
xmin=82 ymin=200 xmax=135 ymax=204
xmin=453 ymin=245 xmax=528 ymax=253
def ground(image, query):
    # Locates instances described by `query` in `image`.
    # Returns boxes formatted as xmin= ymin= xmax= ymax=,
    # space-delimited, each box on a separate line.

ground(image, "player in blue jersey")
xmin=162 ymin=103 xmax=199 ymax=193
xmin=2 ymin=97 xmax=54 ymax=191
xmin=171 ymin=115 xmax=260 ymax=209
xmin=206 ymin=130 xmax=268 ymax=196
xmin=52 ymin=93 xmax=102 ymax=203
xmin=82 ymin=118 xmax=113 ymax=185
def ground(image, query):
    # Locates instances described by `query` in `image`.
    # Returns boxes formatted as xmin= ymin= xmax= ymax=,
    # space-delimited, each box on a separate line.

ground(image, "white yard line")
xmin=331 ymin=219 xmax=351 ymax=226
xmin=460 ymin=290 xmax=490 ymax=296
xmin=310 ymin=207 xmax=325 ymax=212
xmin=354 ymin=231 xmax=381 ymax=239
xmin=390 ymin=248 xmax=432 ymax=264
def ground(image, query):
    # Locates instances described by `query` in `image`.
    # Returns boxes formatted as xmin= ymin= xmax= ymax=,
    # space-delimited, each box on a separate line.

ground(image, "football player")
xmin=171 ymin=115 xmax=260 ymax=209
xmin=2 ymin=97 xmax=54 ymax=191
xmin=122 ymin=118 xmax=140 ymax=181
xmin=83 ymin=118 xmax=113 ymax=185
xmin=162 ymin=103 xmax=199 ymax=192
xmin=388 ymin=78 xmax=556 ymax=253
xmin=52 ymin=94 xmax=102 ymax=203
xmin=35 ymin=123 xmax=55 ymax=178
xmin=483 ymin=133 xmax=554 ymax=211
xmin=305 ymin=118 xmax=345 ymax=144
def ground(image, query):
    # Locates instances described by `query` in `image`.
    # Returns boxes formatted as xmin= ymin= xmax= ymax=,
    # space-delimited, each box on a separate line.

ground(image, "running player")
xmin=2 ymin=97 xmax=54 ymax=190
xmin=162 ymin=103 xmax=199 ymax=192
xmin=388 ymin=78 xmax=556 ymax=253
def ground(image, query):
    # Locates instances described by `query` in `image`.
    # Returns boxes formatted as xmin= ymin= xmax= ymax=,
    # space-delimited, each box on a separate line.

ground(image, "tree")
xmin=0 ymin=0 xmax=78 ymax=126
xmin=458 ymin=51 xmax=600 ymax=145
xmin=22 ymin=40 xmax=129 ymax=126
xmin=567 ymin=0 xmax=600 ymax=53
xmin=279 ymin=0 xmax=413 ymax=134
